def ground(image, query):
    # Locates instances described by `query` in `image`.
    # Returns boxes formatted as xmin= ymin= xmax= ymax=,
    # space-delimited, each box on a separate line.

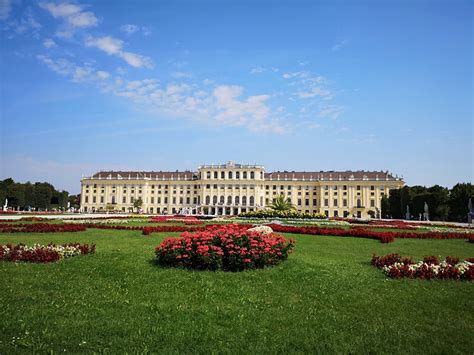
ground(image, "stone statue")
xmin=405 ymin=205 xmax=410 ymax=220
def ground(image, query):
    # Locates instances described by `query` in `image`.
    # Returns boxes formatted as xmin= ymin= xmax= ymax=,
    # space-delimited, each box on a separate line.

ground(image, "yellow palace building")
xmin=80 ymin=161 xmax=404 ymax=218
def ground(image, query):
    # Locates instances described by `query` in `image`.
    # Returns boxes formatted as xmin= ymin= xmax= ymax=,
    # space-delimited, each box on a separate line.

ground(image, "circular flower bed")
xmin=154 ymin=224 xmax=295 ymax=271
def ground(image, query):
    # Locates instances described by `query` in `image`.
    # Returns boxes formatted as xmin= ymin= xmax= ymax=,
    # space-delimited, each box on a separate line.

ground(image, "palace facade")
xmin=80 ymin=161 xmax=404 ymax=218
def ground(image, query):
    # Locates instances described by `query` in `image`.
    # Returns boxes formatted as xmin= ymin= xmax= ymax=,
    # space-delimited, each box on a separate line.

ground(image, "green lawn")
xmin=0 ymin=229 xmax=473 ymax=353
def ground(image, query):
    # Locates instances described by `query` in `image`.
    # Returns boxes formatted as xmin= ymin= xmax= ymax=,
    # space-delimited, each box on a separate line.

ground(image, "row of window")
xmin=204 ymin=171 xmax=262 ymax=180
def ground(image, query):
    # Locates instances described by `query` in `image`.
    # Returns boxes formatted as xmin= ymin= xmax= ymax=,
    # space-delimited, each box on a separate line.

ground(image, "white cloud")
xmin=39 ymin=2 xmax=97 ymax=28
xmin=250 ymin=67 xmax=265 ymax=74
xmin=171 ymin=71 xmax=192 ymax=79
xmin=96 ymin=70 xmax=110 ymax=80
xmin=250 ymin=66 xmax=279 ymax=74
xmin=318 ymin=105 xmax=344 ymax=119
xmin=0 ymin=0 xmax=12 ymax=20
xmin=332 ymin=38 xmax=348 ymax=51
xmin=296 ymin=87 xmax=331 ymax=99
xmin=85 ymin=36 xmax=122 ymax=54
xmin=120 ymin=24 xmax=138 ymax=34
xmin=120 ymin=51 xmax=153 ymax=68
xmin=43 ymin=38 xmax=57 ymax=48
xmin=85 ymin=36 xmax=153 ymax=68
xmin=37 ymin=55 xmax=110 ymax=84
xmin=120 ymin=24 xmax=151 ymax=36
xmin=141 ymin=26 xmax=152 ymax=36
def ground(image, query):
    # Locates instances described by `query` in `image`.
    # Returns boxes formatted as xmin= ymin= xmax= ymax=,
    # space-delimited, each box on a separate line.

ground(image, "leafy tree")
xmin=270 ymin=194 xmax=294 ymax=211
xmin=133 ymin=197 xmax=143 ymax=213
xmin=448 ymin=183 xmax=474 ymax=222
xmin=381 ymin=195 xmax=390 ymax=218
xmin=7 ymin=183 xmax=25 ymax=208
xmin=34 ymin=183 xmax=53 ymax=210
xmin=69 ymin=194 xmax=81 ymax=209
xmin=24 ymin=182 xmax=35 ymax=208
xmin=388 ymin=189 xmax=402 ymax=219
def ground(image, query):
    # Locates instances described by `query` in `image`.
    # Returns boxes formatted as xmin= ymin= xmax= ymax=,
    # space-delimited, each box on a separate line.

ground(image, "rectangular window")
xmin=334 ymin=211 xmax=339 ymax=217
xmin=100 ymin=196 xmax=104 ymax=203
xmin=85 ymin=196 xmax=89 ymax=203
xmin=305 ymin=199 xmax=309 ymax=206
xmin=151 ymin=197 xmax=154 ymax=204
xmin=298 ymin=199 xmax=302 ymax=205
xmin=333 ymin=199 xmax=338 ymax=207
xmin=357 ymin=185 xmax=361 ymax=190
xmin=93 ymin=196 xmax=96 ymax=203
xmin=371 ymin=200 xmax=375 ymax=207
xmin=131 ymin=197 xmax=134 ymax=203
xmin=173 ymin=197 xmax=176 ymax=204
xmin=313 ymin=199 xmax=317 ymax=205
xmin=122 ymin=196 xmax=126 ymax=203
xmin=343 ymin=199 xmax=347 ymax=207
xmin=164 ymin=197 xmax=168 ymax=204
xmin=371 ymin=185 xmax=375 ymax=191
xmin=324 ymin=199 xmax=329 ymax=207
xmin=158 ymin=197 xmax=161 ymax=204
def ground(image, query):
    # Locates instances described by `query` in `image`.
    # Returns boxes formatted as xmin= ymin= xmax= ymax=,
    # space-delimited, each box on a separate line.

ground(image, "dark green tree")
xmin=448 ymin=183 xmax=474 ymax=222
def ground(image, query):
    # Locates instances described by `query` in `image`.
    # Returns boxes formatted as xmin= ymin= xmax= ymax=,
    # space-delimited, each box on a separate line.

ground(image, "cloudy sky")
xmin=0 ymin=0 xmax=472 ymax=193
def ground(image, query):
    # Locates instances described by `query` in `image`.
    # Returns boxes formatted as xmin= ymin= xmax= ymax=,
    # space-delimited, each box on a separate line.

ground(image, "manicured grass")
xmin=0 ymin=229 xmax=473 ymax=353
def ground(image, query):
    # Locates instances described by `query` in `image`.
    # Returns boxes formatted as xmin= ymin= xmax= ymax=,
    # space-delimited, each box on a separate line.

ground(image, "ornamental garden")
xmin=0 ymin=213 xmax=473 ymax=353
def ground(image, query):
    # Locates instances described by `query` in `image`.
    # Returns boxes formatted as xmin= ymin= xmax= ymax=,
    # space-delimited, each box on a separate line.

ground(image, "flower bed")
xmin=240 ymin=210 xmax=326 ymax=219
xmin=371 ymin=254 xmax=474 ymax=280
xmin=154 ymin=224 xmax=295 ymax=271
xmin=142 ymin=225 xmax=206 ymax=235
xmin=63 ymin=219 xmax=130 ymax=224
xmin=0 ymin=223 xmax=87 ymax=233
xmin=0 ymin=242 xmax=95 ymax=263
xmin=266 ymin=224 xmax=474 ymax=243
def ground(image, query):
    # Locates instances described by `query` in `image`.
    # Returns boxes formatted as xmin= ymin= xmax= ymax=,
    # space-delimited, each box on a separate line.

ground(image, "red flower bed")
xmin=0 ymin=223 xmax=87 ymax=233
xmin=142 ymin=225 xmax=205 ymax=235
xmin=154 ymin=224 xmax=295 ymax=271
xmin=266 ymin=224 xmax=473 ymax=243
xmin=0 ymin=242 xmax=95 ymax=263
xmin=371 ymin=254 xmax=473 ymax=280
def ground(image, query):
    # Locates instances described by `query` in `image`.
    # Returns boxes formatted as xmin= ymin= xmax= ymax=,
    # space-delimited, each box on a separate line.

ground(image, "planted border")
xmin=0 ymin=243 xmax=95 ymax=263
xmin=371 ymin=254 xmax=474 ymax=280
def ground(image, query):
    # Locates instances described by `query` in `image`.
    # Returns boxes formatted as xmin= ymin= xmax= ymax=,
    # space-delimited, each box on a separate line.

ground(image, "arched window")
xmin=221 ymin=171 xmax=225 ymax=179
xmin=213 ymin=196 xmax=218 ymax=204
xmin=235 ymin=196 xmax=240 ymax=205
xmin=236 ymin=171 xmax=240 ymax=179
xmin=220 ymin=196 xmax=225 ymax=204
xmin=227 ymin=196 xmax=232 ymax=205
xmin=111 ymin=196 xmax=115 ymax=204
xmin=250 ymin=171 xmax=255 ymax=179
xmin=250 ymin=196 xmax=255 ymax=206
xmin=206 ymin=196 xmax=210 ymax=204
xmin=242 ymin=196 xmax=247 ymax=206
xmin=228 ymin=171 xmax=233 ymax=179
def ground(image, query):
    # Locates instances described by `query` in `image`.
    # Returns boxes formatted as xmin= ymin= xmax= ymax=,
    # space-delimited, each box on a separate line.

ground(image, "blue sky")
xmin=0 ymin=0 xmax=472 ymax=194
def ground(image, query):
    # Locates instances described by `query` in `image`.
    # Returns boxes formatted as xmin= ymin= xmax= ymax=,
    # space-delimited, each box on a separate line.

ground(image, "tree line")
xmin=381 ymin=183 xmax=473 ymax=222
xmin=0 ymin=178 xmax=77 ymax=211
